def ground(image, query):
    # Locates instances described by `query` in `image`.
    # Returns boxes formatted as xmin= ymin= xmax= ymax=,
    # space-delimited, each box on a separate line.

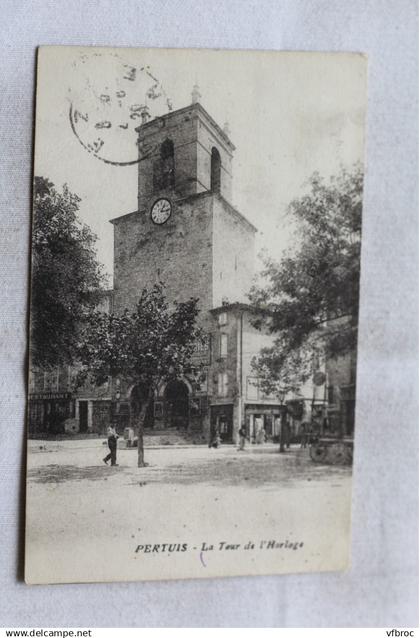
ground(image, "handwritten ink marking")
xmin=92 ymin=138 xmax=104 ymax=152
xmin=200 ymin=551 xmax=206 ymax=567
xmin=146 ymin=84 xmax=162 ymax=100
xmin=69 ymin=103 xmax=140 ymax=166
xmin=95 ymin=121 xmax=112 ymax=129
xmin=123 ymin=65 xmax=136 ymax=81
xmin=73 ymin=110 xmax=88 ymax=123
xmin=68 ymin=55 xmax=173 ymax=165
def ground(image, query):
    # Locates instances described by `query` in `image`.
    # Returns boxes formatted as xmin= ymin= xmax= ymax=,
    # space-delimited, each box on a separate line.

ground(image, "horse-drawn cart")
xmin=309 ymin=435 xmax=353 ymax=464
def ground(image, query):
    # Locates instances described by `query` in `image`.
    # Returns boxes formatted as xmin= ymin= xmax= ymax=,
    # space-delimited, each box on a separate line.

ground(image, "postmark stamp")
xmin=68 ymin=51 xmax=173 ymax=165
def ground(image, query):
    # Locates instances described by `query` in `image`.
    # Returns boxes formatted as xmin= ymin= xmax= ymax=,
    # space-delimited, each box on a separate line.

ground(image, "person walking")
xmin=237 ymin=425 xmax=248 ymax=451
xmin=103 ymin=424 xmax=119 ymax=466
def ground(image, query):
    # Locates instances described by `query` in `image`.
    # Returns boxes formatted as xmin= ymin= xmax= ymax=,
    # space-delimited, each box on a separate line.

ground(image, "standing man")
xmin=284 ymin=418 xmax=292 ymax=449
xmin=299 ymin=422 xmax=308 ymax=448
xmin=209 ymin=422 xmax=221 ymax=449
xmin=237 ymin=425 xmax=248 ymax=451
xmin=256 ymin=422 xmax=266 ymax=444
xmin=103 ymin=423 xmax=119 ymax=466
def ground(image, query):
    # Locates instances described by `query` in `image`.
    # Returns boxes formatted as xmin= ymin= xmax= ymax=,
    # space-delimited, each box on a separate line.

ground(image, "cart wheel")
xmin=330 ymin=442 xmax=352 ymax=465
xmin=330 ymin=443 xmax=346 ymax=464
xmin=310 ymin=444 xmax=328 ymax=463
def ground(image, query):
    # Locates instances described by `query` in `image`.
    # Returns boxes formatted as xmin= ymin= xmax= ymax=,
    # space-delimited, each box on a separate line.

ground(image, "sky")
xmin=34 ymin=47 xmax=367 ymax=284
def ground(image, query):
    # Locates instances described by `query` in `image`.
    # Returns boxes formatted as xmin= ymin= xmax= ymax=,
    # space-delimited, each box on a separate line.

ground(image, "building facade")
xmin=110 ymin=101 xmax=268 ymax=443
xmin=28 ymin=291 xmax=114 ymax=436
xmin=29 ymin=99 xmax=355 ymax=441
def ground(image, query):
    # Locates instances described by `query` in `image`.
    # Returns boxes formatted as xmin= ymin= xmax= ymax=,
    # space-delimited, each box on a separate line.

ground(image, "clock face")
xmin=151 ymin=198 xmax=172 ymax=225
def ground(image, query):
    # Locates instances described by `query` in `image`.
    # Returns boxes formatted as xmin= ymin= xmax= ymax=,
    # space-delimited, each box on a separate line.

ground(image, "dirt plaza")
xmin=26 ymin=440 xmax=352 ymax=584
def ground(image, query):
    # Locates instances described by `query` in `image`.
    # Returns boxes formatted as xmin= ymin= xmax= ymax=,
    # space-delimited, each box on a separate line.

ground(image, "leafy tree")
xmin=250 ymin=165 xmax=363 ymax=394
xmin=78 ymin=284 xmax=203 ymax=467
xmin=31 ymin=177 xmax=106 ymax=369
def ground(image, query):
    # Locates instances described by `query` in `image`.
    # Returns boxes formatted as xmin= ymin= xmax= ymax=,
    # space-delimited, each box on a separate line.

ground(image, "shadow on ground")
xmin=28 ymin=464 xmax=120 ymax=484
xmin=28 ymin=450 xmax=352 ymax=489
xmin=135 ymin=453 xmax=351 ymax=490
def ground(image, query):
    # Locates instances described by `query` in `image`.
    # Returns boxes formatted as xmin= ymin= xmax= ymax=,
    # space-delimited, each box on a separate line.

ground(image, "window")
xmin=246 ymin=376 xmax=277 ymax=401
xmin=217 ymin=372 xmax=228 ymax=397
xmin=210 ymin=147 xmax=221 ymax=192
xmin=219 ymin=334 xmax=228 ymax=358
xmin=44 ymin=369 xmax=59 ymax=392
xmin=246 ymin=377 xmax=259 ymax=401
xmin=218 ymin=312 xmax=227 ymax=326
xmin=153 ymin=139 xmax=175 ymax=190
xmin=32 ymin=370 xmax=45 ymax=393
xmin=327 ymin=385 xmax=335 ymax=405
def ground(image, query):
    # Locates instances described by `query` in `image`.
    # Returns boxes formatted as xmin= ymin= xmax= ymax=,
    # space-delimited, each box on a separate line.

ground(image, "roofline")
xmin=109 ymin=210 xmax=138 ymax=225
xmin=135 ymin=102 xmax=235 ymax=152
xmin=109 ymin=192 xmax=258 ymax=233
xmin=210 ymin=302 xmax=270 ymax=315
xmin=215 ymin=193 xmax=258 ymax=234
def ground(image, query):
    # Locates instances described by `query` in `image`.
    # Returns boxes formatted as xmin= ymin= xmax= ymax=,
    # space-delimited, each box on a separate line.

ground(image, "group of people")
xmin=209 ymin=423 xmax=267 ymax=451
xmin=213 ymin=420 xmax=320 ymax=451
xmin=208 ymin=429 xmax=222 ymax=449
xmin=298 ymin=421 xmax=323 ymax=448
xmin=103 ymin=418 xmax=325 ymax=465
xmin=299 ymin=422 xmax=312 ymax=448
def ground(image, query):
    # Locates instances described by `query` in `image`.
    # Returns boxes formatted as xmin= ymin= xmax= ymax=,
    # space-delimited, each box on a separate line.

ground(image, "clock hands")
xmin=151 ymin=198 xmax=172 ymax=225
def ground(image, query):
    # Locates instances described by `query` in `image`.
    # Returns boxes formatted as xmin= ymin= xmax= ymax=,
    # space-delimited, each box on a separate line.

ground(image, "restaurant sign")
xmin=30 ymin=392 xmax=72 ymax=400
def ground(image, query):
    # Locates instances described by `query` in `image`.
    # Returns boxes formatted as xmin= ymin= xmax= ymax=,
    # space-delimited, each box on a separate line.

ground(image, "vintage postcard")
xmin=25 ymin=46 xmax=367 ymax=584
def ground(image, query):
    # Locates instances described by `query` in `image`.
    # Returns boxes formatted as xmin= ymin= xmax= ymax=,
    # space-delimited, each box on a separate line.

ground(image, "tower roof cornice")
xmin=135 ymin=102 xmax=236 ymax=152
xmin=109 ymin=191 xmax=258 ymax=233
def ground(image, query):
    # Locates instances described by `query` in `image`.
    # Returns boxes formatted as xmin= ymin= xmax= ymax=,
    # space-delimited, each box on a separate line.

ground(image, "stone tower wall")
xmin=112 ymin=193 xmax=214 ymax=325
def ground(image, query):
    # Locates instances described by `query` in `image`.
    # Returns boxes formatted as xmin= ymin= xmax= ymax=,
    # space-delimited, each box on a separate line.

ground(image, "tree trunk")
xmin=137 ymin=388 xmax=154 ymax=468
xmin=279 ymin=407 xmax=286 ymax=453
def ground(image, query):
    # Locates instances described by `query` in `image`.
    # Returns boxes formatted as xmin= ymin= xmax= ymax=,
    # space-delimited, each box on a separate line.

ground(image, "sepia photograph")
xmin=25 ymin=46 xmax=367 ymax=585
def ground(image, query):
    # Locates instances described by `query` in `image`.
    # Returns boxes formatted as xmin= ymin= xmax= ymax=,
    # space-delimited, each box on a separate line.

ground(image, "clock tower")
xmin=111 ymin=101 xmax=257 ymax=321
xmin=110 ymin=100 xmax=259 ymax=437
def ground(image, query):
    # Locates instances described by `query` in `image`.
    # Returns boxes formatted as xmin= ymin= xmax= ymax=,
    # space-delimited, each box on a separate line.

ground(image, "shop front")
xmin=210 ymin=404 xmax=234 ymax=442
xmin=28 ymin=392 xmax=74 ymax=435
xmin=244 ymin=404 xmax=282 ymax=442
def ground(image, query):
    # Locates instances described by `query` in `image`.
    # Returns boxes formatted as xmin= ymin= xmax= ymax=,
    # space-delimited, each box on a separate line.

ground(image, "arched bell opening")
xmin=210 ymin=147 xmax=221 ymax=192
xmin=153 ymin=138 xmax=175 ymax=191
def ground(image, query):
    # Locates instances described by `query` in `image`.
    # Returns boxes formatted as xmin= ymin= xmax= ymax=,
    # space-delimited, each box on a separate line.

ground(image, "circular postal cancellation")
xmin=68 ymin=50 xmax=173 ymax=166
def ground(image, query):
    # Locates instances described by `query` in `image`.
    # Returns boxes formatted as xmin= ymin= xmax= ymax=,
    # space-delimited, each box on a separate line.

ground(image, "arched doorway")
xmin=164 ymin=379 xmax=189 ymax=429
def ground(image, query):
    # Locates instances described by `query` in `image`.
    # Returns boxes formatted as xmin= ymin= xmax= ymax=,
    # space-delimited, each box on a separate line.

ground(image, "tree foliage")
xmin=78 ymin=283 xmax=203 ymax=466
xmin=30 ymin=177 xmax=106 ymax=369
xmin=250 ymin=165 xmax=363 ymax=393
